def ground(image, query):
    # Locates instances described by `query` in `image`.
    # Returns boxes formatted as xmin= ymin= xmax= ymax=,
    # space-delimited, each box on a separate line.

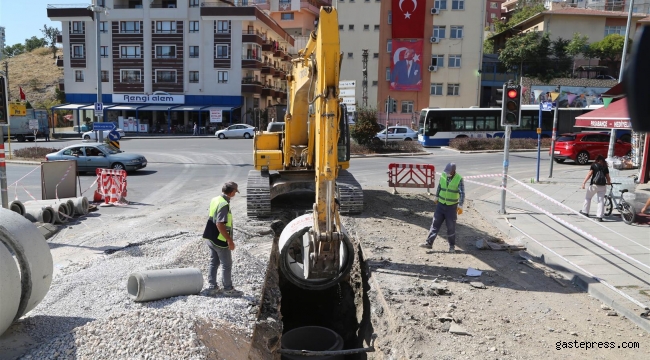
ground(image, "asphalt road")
xmin=3 ymin=137 xmax=591 ymax=207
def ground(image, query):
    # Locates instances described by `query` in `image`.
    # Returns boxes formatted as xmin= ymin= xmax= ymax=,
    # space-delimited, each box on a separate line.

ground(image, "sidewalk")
xmin=472 ymin=170 xmax=650 ymax=332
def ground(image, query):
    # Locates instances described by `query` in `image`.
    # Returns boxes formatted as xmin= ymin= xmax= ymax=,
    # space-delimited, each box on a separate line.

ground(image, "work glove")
xmin=457 ymin=207 xmax=463 ymax=215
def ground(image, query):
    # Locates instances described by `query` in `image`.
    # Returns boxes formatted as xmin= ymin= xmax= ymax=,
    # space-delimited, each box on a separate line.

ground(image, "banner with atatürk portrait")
xmin=390 ymin=40 xmax=423 ymax=92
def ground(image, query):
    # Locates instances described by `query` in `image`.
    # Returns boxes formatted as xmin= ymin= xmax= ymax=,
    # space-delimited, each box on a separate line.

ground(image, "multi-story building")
xmin=560 ymin=0 xmax=650 ymax=13
xmin=336 ymin=0 xmax=381 ymax=110
xmin=486 ymin=0 xmax=506 ymax=31
xmin=47 ymin=0 xmax=295 ymax=132
xmin=0 ymin=26 xmax=5 ymax=61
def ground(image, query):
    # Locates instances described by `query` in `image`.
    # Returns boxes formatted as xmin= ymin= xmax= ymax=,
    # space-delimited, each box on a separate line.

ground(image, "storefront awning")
xmin=51 ymin=103 xmax=91 ymax=110
xmin=137 ymin=105 xmax=175 ymax=111
xmin=106 ymin=104 xmax=142 ymax=111
xmin=201 ymin=106 xmax=233 ymax=112
xmin=169 ymin=105 xmax=205 ymax=112
xmin=575 ymin=98 xmax=631 ymax=129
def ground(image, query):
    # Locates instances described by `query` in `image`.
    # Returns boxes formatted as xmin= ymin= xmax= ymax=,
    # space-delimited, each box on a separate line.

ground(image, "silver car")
xmin=45 ymin=143 xmax=147 ymax=172
xmin=82 ymin=128 xmax=126 ymax=140
xmin=374 ymin=126 xmax=418 ymax=142
xmin=215 ymin=124 xmax=256 ymax=139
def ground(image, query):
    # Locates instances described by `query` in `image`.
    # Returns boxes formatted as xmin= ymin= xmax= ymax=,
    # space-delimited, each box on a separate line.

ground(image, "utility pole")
xmin=0 ymin=74 xmax=8 ymax=209
xmin=89 ymin=0 xmax=106 ymax=143
xmin=362 ymin=50 xmax=368 ymax=107
xmin=3 ymin=61 xmax=9 ymax=101
xmin=385 ymin=96 xmax=390 ymax=146
xmin=548 ymin=86 xmax=560 ymax=178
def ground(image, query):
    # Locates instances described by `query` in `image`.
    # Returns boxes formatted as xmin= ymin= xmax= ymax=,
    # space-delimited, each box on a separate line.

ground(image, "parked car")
xmin=595 ymin=75 xmax=616 ymax=80
xmin=45 ymin=143 xmax=147 ymax=172
xmin=550 ymin=132 xmax=632 ymax=165
xmin=82 ymin=128 xmax=126 ymax=140
xmin=374 ymin=126 xmax=418 ymax=142
xmin=215 ymin=124 xmax=256 ymax=139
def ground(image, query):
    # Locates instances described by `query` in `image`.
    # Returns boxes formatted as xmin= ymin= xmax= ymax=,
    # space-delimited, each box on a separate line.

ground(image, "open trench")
xmin=248 ymin=198 xmax=375 ymax=360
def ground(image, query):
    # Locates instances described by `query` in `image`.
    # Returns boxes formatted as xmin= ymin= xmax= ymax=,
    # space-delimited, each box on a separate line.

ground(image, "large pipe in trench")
xmin=127 ymin=268 xmax=204 ymax=302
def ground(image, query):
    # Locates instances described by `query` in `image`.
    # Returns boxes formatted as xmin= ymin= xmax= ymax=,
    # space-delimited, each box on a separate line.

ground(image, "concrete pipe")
xmin=0 ymin=208 xmax=53 ymax=320
xmin=24 ymin=200 xmax=72 ymax=220
xmin=281 ymin=326 xmax=344 ymax=360
xmin=9 ymin=200 xmax=25 ymax=216
xmin=74 ymin=196 xmax=89 ymax=215
xmin=50 ymin=203 xmax=69 ymax=224
xmin=127 ymin=268 xmax=204 ymax=302
xmin=23 ymin=205 xmax=56 ymax=224
xmin=65 ymin=199 xmax=76 ymax=217
xmin=0 ymin=242 xmax=22 ymax=336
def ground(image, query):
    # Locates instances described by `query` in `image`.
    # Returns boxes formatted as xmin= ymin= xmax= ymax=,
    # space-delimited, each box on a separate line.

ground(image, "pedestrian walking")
xmin=193 ymin=122 xmax=198 ymax=136
xmin=202 ymin=181 xmax=243 ymax=297
xmin=420 ymin=163 xmax=465 ymax=253
xmin=44 ymin=129 xmax=50 ymax=142
xmin=580 ymin=155 xmax=611 ymax=221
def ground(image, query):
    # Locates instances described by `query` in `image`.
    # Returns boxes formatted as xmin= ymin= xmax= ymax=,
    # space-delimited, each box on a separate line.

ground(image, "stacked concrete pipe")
xmin=9 ymin=200 xmax=25 ymax=216
xmin=24 ymin=201 xmax=69 ymax=224
xmin=127 ymin=268 xmax=204 ymax=302
xmin=0 ymin=208 xmax=53 ymax=336
xmin=23 ymin=205 xmax=56 ymax=224
xmin=24 ymin=197 xmax=89 ymax=217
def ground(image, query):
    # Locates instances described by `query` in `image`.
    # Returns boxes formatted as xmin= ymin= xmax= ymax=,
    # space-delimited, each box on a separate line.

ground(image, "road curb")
xmin=350 ymin=152 xmax=432 ymax=158
xmin=472 ymin=200 xmax=650 ymax=334
xmin=442 ymin=147 xmax=551 ymax=154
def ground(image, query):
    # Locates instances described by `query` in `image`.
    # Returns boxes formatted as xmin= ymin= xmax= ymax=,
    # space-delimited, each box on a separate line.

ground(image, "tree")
xmin=498 ymin=32 xmax=541 ymax=81
xmin=2 ymin=43 xmax=25 ymax=58
xmin=509 ymin=3 xmax=546 ymax=27
xmin=350 ymin=107 xmax=380 ymax=146
xmin=483 ymin=38 xmax=495 ymax=55
xmin=24 ymin=36 xmax=48 ymax=52
xmin=552 ymin=37 xmax=572 ymax=76
xmin=499 ymin=32 xmax=566 ymax=83
xmin=589 ymin=34 xmax=629 ymax=66
xmin=41 ymin=25 xmax=61 ymax=59
xmin=566 ymin=33 xmax=590 ymax=76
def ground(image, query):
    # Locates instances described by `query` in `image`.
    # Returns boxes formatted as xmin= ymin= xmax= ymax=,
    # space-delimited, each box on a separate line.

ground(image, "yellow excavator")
xmin=247 ymin=7 xmax=362 ymax=290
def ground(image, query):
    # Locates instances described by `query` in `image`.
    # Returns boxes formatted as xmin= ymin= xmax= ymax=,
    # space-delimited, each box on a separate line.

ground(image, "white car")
xmin=82 ymin=128 xmax=126 ymax=140
xmin=215 ymin=124 xmax=256 ymax=139
xmin=374 ymin=126 xmax=418 ymax=142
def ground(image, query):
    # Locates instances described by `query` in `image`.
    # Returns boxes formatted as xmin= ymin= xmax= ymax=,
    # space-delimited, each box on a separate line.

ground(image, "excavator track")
xmin=336 ymin=169 xmax=364 ymax=214
xmin=247 ymin=170 xmax=271 ymax=218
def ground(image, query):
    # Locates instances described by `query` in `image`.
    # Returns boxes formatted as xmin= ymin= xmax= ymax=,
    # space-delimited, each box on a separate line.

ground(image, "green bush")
xmin=350 ymin=107 xmax=380 ymax=146
xmin=14 ymin=147 xmax=60 ymax=159
xmin=449 ymin=138 xmax=552 ymax=151
xmin=351 ymin=139 xmax=423 ymax=154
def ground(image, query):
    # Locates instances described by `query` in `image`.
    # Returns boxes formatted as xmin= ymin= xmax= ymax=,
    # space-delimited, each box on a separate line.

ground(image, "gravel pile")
xmin=18 ymin=228 xmax=269 ymax=358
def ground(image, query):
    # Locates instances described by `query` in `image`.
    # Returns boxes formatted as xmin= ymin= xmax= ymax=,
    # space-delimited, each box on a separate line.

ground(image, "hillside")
xmin=5 ymin=47 xmax=64 ymax=108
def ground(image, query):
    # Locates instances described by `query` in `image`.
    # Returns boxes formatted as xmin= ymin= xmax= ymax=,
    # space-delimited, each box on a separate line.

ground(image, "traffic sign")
xmin=28 ymin=120 xmax=39 ymax=130
xmin=541 ymin=101 xmax=553 ymax=112
xmin=92 ymin=122 xmax=116 ymax=131
xmin=108 ymin=130 xmax=121 ymax=141
xmin=94 ymin=102 xmax=104 ymax=117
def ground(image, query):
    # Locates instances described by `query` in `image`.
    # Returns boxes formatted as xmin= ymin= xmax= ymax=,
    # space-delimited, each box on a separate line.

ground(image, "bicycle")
xmin=604 ymin=183 xmax=636 ymax=225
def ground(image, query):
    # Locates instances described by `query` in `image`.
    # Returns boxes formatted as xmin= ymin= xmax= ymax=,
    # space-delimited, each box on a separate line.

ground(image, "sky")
xmin=0 ymin=0 xmax=60 ymax=46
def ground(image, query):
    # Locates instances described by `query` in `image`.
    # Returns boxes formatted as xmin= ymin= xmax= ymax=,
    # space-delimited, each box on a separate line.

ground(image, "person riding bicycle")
xmin=580 ymin=155 xmax=612 ymax=222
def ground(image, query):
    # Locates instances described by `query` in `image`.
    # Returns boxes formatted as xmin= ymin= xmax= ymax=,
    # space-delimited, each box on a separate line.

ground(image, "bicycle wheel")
xmin=620 ymin=202 xmax=636 ymax=225
xmin=604 ymin=196 xmax=613 ymax=216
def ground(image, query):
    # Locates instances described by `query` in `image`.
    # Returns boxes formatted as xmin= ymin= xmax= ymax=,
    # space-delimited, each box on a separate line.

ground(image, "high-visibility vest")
xmin=207 ymin=195 xmax=232 ymax=248
xmin=438 ymin=173 xmax=462 ymax=205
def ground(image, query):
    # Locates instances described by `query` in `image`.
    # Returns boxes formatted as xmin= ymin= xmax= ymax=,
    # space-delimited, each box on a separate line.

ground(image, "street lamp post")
xmin=88 ymin=1 xmax=107 ymax=142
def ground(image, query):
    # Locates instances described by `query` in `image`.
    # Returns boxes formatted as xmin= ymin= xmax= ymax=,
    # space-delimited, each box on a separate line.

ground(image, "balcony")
xmin=113 ymin=0 xmax=143 ymax=8
xmin=273 ymin=68 xmax=282 ymax=78
xmin=300 ymin=0 xmax=322 ymax=15
xmin=262 ymin=64 xmax=275 ymax=76
xmin=262 ymin=41 xmax=273 ymax=52
xmin=58 ymin=79 xmax=65 ymax=92
xmin=242 ymin=77 xmax=263 ymax=94
xmin=150 ymin=0 xmax=177 ymax=8
xmin=56 ymin=55 xmax=64 ymax=67
xmin=242 ymin=29 xmax=265 ymax=45
xmin=201 ymin=0 xmax=269 ymax=7
xmin=261 ymin=87 xmax=275 ymax=97
xmin=46 ymin=4 xmax=94 ymax=20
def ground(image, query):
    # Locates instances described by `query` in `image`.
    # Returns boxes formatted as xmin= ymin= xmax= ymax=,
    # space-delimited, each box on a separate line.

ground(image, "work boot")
xmin=449 ymin=245 xmax=455 ymax=253
xmin=206 ymin=286 xmax=221 ymax=296
xmin=419 ymin=242 xmax=432 ymax=250
xmin=222 ymin=288 xmax=243 ymax=297
xmin=579 ymin=211 xmax=589 ymax=217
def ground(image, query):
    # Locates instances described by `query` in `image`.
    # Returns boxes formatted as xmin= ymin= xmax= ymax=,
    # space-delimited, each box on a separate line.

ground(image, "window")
xmin=243 ymin=43 xmax=262 ymax=61
xmin=156 ymin=70 xmax=176 ymax=83
xmin=431 ymin=54 xmax=444 ymax=67
xmin=388 ymin=11 xmax=392 ymax=24
xmin=374 ymin=25 xmax=380 ymax=31
xmin=75 ymin=70 xmax=84 ymax=82
xmin=156 ymin=45 xmax=176 ymax=58
xmin=189 ymin=71 xmax=199 ymax=83
xmin=120 ymin=21 xmax=140 ymax=33
xmin=401 ymin=101 xmax=414 ymax=113
xmin=120 ymin=45 xmax=141 ymax=58
xmin=373 ymin=52 xmax=379 ymax=58
xmin=189 ymin=46 xmax=199 ymax=58
xmin=347 ymin=52 xmax=353 ymax=58
xmin=121 ymin=70 xmax=141 ymax=83
xmin=385 ymin=100 xmax=397 ymax=113
xmin=339 ymin=24 xmax=344 ymax=30
xmin=72 ymin=21 xmax=84 ymax=34
xmin=491 ymin=13 xmax=497 ymax=19
xmin=433 ymin=26 xmax=446 ymax=38
xmin=189 ymin=21 xmax=199 ymax=33
xmin=217 ymin=71 xmax=228 ymax=83
xmin=363 ymin=25 xmax=369 ymax=31
xmin=349 ymin=25 xmax=354 ymax=30
xmin=604 ymin=25 xmax=624 ymax=36
xmin=281 ymin=13 xmax=294 ymax=20
xmin=72 ymin=45 xmax=84 ymax=58
xmin=385 ymin=67 xmax=391 ymax=81
xmin=217 ymin=20 xmax=230 ymax=33
xmin=156 ymin=21 xmax=177 ymax=33
xmin=450 ymin=25 xmax=463 ymax=39
xmin=189 ymin=0 xmax=199 ymax=7
xmin=447 ymin=83 xmax=460 ymax=96
xmin=372 ymin=81 xmax=378 ymax=86
xmin=430 ymin=83 xmax=443 ymax=95
xmin=490 ymin=2 xmax=498 ymax=8
xmin=101 ymin=70 xmax=109 ymax=82
xmin=452 ymin=0 xmax=464 ymax=10
xmin=434 ymin=0 xmax=447 ymax=9
xmin=216 ymin=44 xmax=230 ymax=59
xmin=387 ymin=39 xmax=392 ymax=53
xmin=448 ymin=54 xmax=461 ymax=67
xmin=99 ymin=21 xmax=108 ymax=33
xmin=100 ymin=46 xmax=109 ymax=58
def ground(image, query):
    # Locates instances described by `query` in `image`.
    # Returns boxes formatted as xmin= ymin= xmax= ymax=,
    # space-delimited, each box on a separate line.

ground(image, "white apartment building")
xmin=337 ymin=0 xmax=381 ymax=110
xmin=47 ymin=0 xmax=294 ymax=133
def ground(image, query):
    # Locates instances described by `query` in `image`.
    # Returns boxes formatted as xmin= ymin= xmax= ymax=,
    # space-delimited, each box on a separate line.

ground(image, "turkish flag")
xmin=19 ymin=87 xmax=26 ymax=101
xmin=390 ymin=40 xmax=423 ymax=91
xmin=392 ymin=0 xmax=426 ymax=39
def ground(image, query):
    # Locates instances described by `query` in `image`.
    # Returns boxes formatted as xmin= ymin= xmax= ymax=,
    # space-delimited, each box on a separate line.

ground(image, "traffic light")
xmin=495 ymin=88 xmax=503 ymax=107
xmin=501 ymin=83 xmax=521 ymax=127
xmin=0 ymin=76 xmax=8 ymax=125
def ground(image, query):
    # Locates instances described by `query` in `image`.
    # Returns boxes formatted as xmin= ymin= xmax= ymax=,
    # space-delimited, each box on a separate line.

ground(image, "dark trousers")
xmin=206 ymin=240 xmax=233 ymax=290
xmin=425 ymin=203 xmax=458 ymax=246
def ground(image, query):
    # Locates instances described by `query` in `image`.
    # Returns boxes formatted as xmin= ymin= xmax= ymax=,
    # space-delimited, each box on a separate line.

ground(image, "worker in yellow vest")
xmin=420 ymin=163 xmax=465 ymax=253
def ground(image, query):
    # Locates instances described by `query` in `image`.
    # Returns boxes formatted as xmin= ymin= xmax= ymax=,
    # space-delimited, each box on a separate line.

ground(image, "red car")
xmin=551 ymin=132 xmax=631 ymax=165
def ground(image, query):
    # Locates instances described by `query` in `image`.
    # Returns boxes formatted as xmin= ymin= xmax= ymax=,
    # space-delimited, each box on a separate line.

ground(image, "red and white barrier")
xmin=387 ymin=163 xmax=436 ymax=194
xmin=94 ymin=168 xmax=128 ymax=205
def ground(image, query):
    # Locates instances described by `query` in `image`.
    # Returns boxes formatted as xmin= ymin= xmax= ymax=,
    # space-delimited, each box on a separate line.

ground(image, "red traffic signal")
xmin=507 ymin=89 xmax=518 ymax=99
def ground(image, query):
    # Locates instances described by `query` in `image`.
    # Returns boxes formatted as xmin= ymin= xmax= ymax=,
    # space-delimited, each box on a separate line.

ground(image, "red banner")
xmin=390 ymin=40 xmax=423 ymax=91
xmin=392 ymin=0 xmax=426 ymax=39
xmin=574 ymin=119 xmax=631 ymax=129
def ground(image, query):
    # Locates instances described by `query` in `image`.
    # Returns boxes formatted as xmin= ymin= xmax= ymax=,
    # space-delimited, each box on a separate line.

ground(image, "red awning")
xmin=575 ymin=98 xmax=631 ymax=129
